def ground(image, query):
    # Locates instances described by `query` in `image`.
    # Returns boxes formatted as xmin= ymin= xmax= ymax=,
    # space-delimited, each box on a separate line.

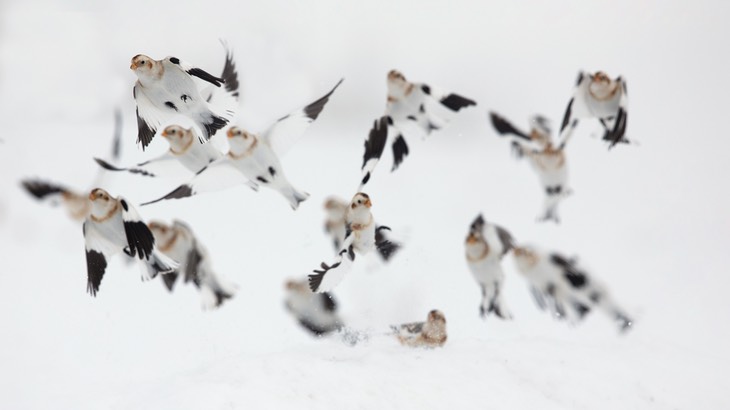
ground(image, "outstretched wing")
xmin=93 ymin=151 xmax=181 ymax=178
xmin=141 ymin=158 xmax=257 ymax=206
xmin=559 ymin=71 xmax=591 ymax=141
xmin=605 ymin=78 xmax=629 ymax=148
xmin=418 ymin=83 xmax=476 ymax=112
xmin=358 ymin=116 xmax=394 ymax=189
xmin=489 ymin=112 xmax=531 ymax=141
xmin=261 ymin=79 xmax=343 ymax=157
xmin=133 ymin=83 xmax=168 ymax=150
xmin=119 ymin=197 xmax=155 ymax=261
xmin=308 ymin=233 xmax=356 ymax=293
xmin=83 ymin=221 xmax=110 ymax=297
xmin=495 ymin=225 xmax=514 ymax=256
xmin=21 ymin=179 xmax=69 ymax=202
xmin=167 ymin=56 xmax=224 ymax=87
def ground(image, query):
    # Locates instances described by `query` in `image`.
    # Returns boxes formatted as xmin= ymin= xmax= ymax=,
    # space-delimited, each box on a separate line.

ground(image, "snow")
xmin=1 ymin=0 xmax=729 ymax=408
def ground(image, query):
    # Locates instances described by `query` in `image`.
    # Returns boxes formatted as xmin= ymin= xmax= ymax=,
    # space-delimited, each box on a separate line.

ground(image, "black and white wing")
xmin=166 ymin=56 xmax=225 ymax=88
xmin=83 ymin=221 xmax=112 ymax=297
xmin=549 ymin=253 xmax=589 ymax=290
xmin=21 ymin=179 xmax=69 ymax=203
xmin=119 ymin=198 xmax=155 ymax=261
xmin=391 ymin=321 xmax=424 ymax=336
xmin=308 ymin=233 xmax=356 ymax=293
xmin=418 ymin=82 xmax=477 ymax=113
xmin=260 ymin=79 xmax=343 ymax=157
xmin=133 ymin=83 xmax=169 ymax=151
xmin=495 ymin=225 xmax=514 ymax=256
xmin=359 ymin=117 xmax=389 ymax=188
xmin=559 ymin=71 xmax=590 ymax=141
xmin=604 ymin=78 xmax=628 ymax=148
xmin=93 ymin=152 xmax=180 ymax=178
xmin=200 ymin=45 xmax=241 ymax=118
xmin=489 ymin=112 xmax=532 ymax=141
xmin=469 ymin=214 xmax=485 ymax=235
xmin=141 ymin=157 xmax=257 ymax=206
xmin=374 ymin=225 xmax=400 ymax=262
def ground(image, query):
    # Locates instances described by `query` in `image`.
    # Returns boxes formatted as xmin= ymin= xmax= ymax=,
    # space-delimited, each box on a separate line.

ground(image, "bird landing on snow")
xmin=308 ymin=192 xmax=400 ymax=293
xmin=391 ymin=310 xmax=448 ymax=348
xmin=465 ymin=214 xmax=514 ymax=320
xmin=284 ymin=278 xmax=343 ymax=336
xmin=558 ymin=71 xmax=630 ymax=149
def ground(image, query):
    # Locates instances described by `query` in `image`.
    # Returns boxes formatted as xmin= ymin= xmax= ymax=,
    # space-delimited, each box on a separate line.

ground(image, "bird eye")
xmin=140 ymin=61 xmax=145 ymax=65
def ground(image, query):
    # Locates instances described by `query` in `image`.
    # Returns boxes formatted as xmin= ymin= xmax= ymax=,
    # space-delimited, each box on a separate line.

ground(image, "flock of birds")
xmin=21 ymin=44 xmax=633 ymax=348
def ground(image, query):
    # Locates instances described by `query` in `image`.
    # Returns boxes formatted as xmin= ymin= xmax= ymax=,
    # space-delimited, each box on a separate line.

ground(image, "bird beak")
xmin=227 ymin=129 xmax=235 ymax=138
xmin=364 ymin=199 xmax=372 ymax=208
xmin=130 ymin=61 xmax=138 ymax=70
xmin=466 ymin=233 xmax=478 ymax=244
xmin=88 ymin=191 xmax=96 ymax=201
xmin=161 ymin=129 xmax=169 ymax=138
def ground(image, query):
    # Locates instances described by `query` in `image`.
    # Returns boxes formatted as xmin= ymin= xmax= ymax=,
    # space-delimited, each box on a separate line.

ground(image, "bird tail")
xmin=287 ymin=188 xmax=310 ymax=210
xmin=195 ymin=107 xmax=231 ymax=141
xmin=142 ymin=250 xmax=178 ymax=280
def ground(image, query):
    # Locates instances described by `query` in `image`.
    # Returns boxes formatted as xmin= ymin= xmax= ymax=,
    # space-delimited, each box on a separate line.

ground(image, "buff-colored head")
xmin=161 ymin=125 xmax=194 ymax=154
xmin=387 ymin=69 xmax=409 ymax=97
xmin=427 ymin=309 xmax=446 ymax=324
xmin=88 ymin=188 xmax=117 ymax=220
xmin=513 ymin=245 xmax=540 ymax=270
xmin=130 ymin=54 xmax=156 ymax=73
xmin=227 ymin=126 xmax=257 ymax=154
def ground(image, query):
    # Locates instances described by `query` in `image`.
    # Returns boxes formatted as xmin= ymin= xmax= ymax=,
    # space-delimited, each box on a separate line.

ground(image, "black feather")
xmin=141 ymin=184 xmax=194 ymax=206
xmin=301 ymin=78 xmax=343 ymax=120
xmin=123 ymin=220 xmax=155 ymax=260
xmin=93 ymin=158 xmax=155 ymax=177
xmin=375 ymin=226 xmax=400 ymax=261
xmin=550 ymin=254 xmax=588 ymax=288
xmin=439 ymin=93 xmax=476 ymax=111
xmin=221 ymin=49 xmax=240 ymax=97
xmin=201 ymin=114 xmax=229 ymax=139
xmin=361 ymin=117 xmax=388 ymax=169
xmin=136 ymin=108 xmax=156 ymax=151
xmin=85 ymin=248 xmax=107 ymax=297
xmin=322 ymin=292 xmax=337 ymax=312
xmin=489 ymin=112 xmax=531 ymax=141
xmin=391 ymin=134 xmax=409 ymax=172
xmin=184 ymin=242 xmax=204 ymax=283
xmin=186 ymin=67 xmax=224 ymax=87
xmin=560 ymin=98 xmax=574 ymax=133
xmin=161 ymin=271 xmax=178 ymax=292
xmin=21 ymin=179 xmax=66 ymax=200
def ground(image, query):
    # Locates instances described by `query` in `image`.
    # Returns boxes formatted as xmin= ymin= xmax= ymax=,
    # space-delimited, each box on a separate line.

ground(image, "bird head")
xmin=386 ymin=69 xmax=409 ymax=96
xmin=88 ymin=188 xmax=116 ymax=220
xmin=350 ymin=192 xmax=372 ymax=210
xmin=591 ymin=71 xmax=611 ymax=85
xmin=427 ymin=310 xmax=446 ymax=324
xmin=161 ymin=125 xmax=194 ymax=153
xmin=512 ymin=245 xmax=539 ymax=269
xmin=284 ymin=279 xmax=309 ymax=293
xmin=227 ymin=126 xmax=257 ymax=153
xmin=588 ymin=71 xmax=618 ymax=100
xmin=130 ymin=54 xmax=155 ymax=73
xmin=147 ymin=221 xmax=177 ymax=251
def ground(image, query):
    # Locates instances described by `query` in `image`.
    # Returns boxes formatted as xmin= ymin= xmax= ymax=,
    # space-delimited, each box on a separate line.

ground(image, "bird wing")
xmin=93 ymin=151 xmax=181 ymax=178
xmin=605 ymin=78 xmax=629 ymax=148
xmin=558 ymin=71 xmax=591 ymax=141
xmin=495 ymin=225 xmax=514 ymax=256
xmin=166 ymin=56 xmax=224 ymax=87
xmin=260 ymin=79 xmax=343 ymax=157
xmin=200 ymin=45 xmax=240 ymax=118
xmin=133 ymin=83 xmax=168 ymax=150
xmin=417 ymin=82 xmax=476 ymax=113
xmin=358 ymin=116 xmax=395 ymax=189
xmin=83 ymin=221 xmax=111 ymax=297
xmin=308 ymin=233 xmax=356 ymax=293
xmin=118 ymin=197 xmax=155 ymax=261
xmin=141 ymin=157 xmax=257 ymax=206
xmin=489 ymin=112 xmax=532 ymax=141
xmin=21 ymin=179 xmax=69 ymax=203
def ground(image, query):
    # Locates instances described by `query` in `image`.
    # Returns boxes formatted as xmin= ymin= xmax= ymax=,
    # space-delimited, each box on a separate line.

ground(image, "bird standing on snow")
xmin=142 ymin=79 xmax=343 ymax=209
xmin=83 ymin=189 xmax=176 ymax=296
xmin=559 ymin=71 xmax=629 ymax=148
xmin=308 ymin=193 xmax=400 ymax=293
xmin=148 ymin=220 xmax=237 ymax=309
xmin=391 ymin=310 xmax=447 ymax=348
xmin=512 ymin=244 xmax=633 ymax=332
xmin=489 ymin=112 xmax=572 ymax=223
xmin=131 ymin=54 xmax=233 ymax=150
xmin=465 ymin=214 xmax=514 ymax=320
xmin=95 ymin=125 xmax=223 ymax=178
xmin=384 ymin=70 xmax=476 ymax=169
xmin=323 ymin=196 xmax=349 ymax=252
xmin=284 ymin=278 xmax=343 ymax=336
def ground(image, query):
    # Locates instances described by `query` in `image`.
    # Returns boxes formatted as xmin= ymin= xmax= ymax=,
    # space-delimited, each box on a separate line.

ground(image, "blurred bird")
xmin=308 ymin=192 xmax=400 ymax=293
xmin=385 ymin=70 xmax=476 ymax=170
xmin=391 ymin=310 xmax=447 ymax=348
xmin=489 ymin=112 xmax=572 ymax=223
xmin=148 ymin=220 xmax=237 ymax=309
xmin=131 ymin=53 xmax=235 ymax=150
xmin=323 ymin=196 xmax=349 ymax=252
xmin=22 ymin=110 xmax=124 ymax=221
xmin=284 ymin=278 xmax=343 ymax=336
xmin=512 ymin=244 xmax=633 ymax=332
xmin=142 ymin=79 xmax=343 ymax=209
xmin=559 ymin=71 xmax=629 ymax=148
xmin=465 ymin=214 xmax=514 ymax=320
xmin=94 ymin=125 xmax=223 ymax=178
xmin=83 ymin=189 xmax=176 ymax=296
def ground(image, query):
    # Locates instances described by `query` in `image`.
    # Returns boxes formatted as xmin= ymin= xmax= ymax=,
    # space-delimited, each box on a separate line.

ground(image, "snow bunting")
xmin=21 ymin=180 xmax=91 ymax=221
xmin=308 ymin=192 xmax=400 ymax=292
xmin=323 ymin=196 xmax=349 ymax=252
xmin=465 ymin=214 xmax=514 ymax=320
xmin=83 ymin=189 xmax=176 ymax=296
xmin=131 ymin=53 xmax=234 ymax=150
xmin=284 ymin=278 xmax=342 ymax=336
xmin=512 ymin=245 xmax=633 ymax=332
xmin=559 ymin=71 xmax=629 ymax=148
xmin=148 ymin=220 xmax=236 ymax=309
xmin=490 ymin=112 xmax=572 ymax=223
xmin=385 ymin=70 xmax=475 ymax=168
xmin=391 ymin=310 xmax=447 ymax=348
xmin=142 ymin=79 xmax=343 ymax=209
xmin=95 ymin=125 xmax=223 ymax=178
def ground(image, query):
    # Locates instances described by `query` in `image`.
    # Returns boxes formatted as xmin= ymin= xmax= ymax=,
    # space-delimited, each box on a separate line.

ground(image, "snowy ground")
xmin=1 ymin=1 xmax=729 ymax=409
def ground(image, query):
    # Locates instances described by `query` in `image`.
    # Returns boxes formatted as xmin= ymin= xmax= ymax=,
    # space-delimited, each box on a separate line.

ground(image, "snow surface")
xmin=1 ymin=1 xmax=729 ymax=408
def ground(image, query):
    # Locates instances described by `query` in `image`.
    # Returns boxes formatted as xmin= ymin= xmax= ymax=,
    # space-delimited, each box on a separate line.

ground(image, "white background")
xmin=0 ymin=1 xmax=728 ymax=408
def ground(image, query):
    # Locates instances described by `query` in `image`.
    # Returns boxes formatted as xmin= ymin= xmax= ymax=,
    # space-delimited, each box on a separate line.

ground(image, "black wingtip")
xmin=440 ymin=93 xmax=476 ymax=111
xmin=136 ymin=108 xmax=156 ymax=151
xmin=94 ymin=157 xmax=122 ymax=171
xmin=302 ymin=78 xmax=344 ymax=120
xmin=201 ymin=114 xmax=229 ymax=139
xmin=220 ymin=41 xmax=240 ymax=97
xmin=390 ymin=134 xmax=409 ymax=172
xmin=141 ymin=185 xmax=193 ymax=206
xmin=308 ymin=272 xmax=324 ymax=293
xmin=361 ymin=116 xmax=389 ymax=169
xmin=20 ymin=179 xmax=66 ymax=200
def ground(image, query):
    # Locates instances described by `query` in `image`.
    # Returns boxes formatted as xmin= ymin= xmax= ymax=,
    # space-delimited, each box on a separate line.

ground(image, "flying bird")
xmin=391 ymin=310 xmax=447 ymax=348
xmin=148 ymin=220 xmax=237 ymax=309
xmin=308 ymin=192 xmax=400 ymax=293
xmin=512 ymin=244 xmax=633 ymax=332
xmin=284 ymin=278 xmax=343 ymax=336
xmin=465 ymin=214 xmax=514 ymax=320
xmin=94 ymin=125 xmax=223 ymax=178
xmin=131 ymin=53 xmax=235 ymax=150
xmin=489 ymin=112 xmax=572 ymax=223
xmin=558 ymin=71 xmax=629 ymax=148
xmin=83 ymin=189 xmax=176 ymax=296
xmin=142 ymin=79 xmax=343 ymax=209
